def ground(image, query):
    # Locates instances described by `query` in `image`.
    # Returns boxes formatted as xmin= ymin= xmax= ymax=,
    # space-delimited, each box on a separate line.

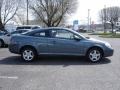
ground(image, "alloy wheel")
xmin=88 ymin=48 xmax=102 ymax=62
xmin=22 ymin=49 xmax=34 ymax=61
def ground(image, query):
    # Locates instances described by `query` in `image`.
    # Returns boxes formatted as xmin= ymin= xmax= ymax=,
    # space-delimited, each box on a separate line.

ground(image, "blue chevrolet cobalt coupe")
xmin=9 ymin=27 xmax=114 ymax=62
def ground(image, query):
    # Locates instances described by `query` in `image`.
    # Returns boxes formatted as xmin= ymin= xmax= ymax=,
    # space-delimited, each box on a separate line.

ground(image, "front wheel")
xmin=21 ymin=48 xmax=37 ymax=62
xmin=87 ymin=48 xmax=103 ymax=62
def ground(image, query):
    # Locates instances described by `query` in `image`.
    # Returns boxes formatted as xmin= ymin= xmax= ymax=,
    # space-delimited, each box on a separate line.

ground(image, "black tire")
xmin=87 ymin=48 xmax=103 ymax=62
xmin=21 ymin=47 xmax=37 ymax=62
xmin=0 ymin=40 xmax=4 ymax=48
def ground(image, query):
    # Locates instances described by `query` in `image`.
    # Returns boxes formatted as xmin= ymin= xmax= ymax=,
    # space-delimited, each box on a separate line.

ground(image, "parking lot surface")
xmin=0 ymin=33 xmax=120 ymax=90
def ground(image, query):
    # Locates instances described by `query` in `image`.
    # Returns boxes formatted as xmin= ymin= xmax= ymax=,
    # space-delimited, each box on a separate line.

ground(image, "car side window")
xmin=32 ymin=31 xmax=47 ymax=37
xmin=51 ymin=29 xmax=75 ymax=39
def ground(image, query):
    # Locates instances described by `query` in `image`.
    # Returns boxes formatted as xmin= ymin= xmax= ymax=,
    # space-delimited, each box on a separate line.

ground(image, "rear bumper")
xmin=104 ymin=48 xmax=114 ymax=57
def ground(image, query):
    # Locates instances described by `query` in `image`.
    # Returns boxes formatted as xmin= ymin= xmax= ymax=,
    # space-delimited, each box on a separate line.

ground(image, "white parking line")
xmin=0 ymin=76 xmax=18 ymax=79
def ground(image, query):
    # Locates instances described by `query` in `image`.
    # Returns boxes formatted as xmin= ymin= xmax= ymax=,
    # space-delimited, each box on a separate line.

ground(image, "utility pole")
xmin=104 ymin=5 xmax=107 ymax=33
xmin=26 ymin=0 xmax=29 ymax=25
xmin=90 ymin=17 xmax=91 ymax=31
xmin=87 ymin=9 xmax=90 ymax=32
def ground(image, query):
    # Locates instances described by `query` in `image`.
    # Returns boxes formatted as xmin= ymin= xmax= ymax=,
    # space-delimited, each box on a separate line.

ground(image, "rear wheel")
xmin=21 ymin=48 xmax=37 ymax=62
xmin=87 ymin=48 xmax=103 ymax=62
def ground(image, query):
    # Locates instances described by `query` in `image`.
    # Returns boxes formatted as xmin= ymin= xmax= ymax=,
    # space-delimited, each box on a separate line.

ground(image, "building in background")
xmin=73 ymin=20 xmax=79 ymax=31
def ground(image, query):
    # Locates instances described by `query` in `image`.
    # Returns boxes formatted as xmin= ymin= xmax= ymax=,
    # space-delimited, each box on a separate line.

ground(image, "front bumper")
xmin=104 ymin=48 xmax=114 ymax=57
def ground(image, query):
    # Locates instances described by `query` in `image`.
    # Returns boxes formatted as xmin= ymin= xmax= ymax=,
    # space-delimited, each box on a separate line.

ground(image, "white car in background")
xmin=0 ymin=33 xmax=10 ymax=47
xmin=113 ymin=28 xmax=120 ymax=33
xmin=16 ymin=25 xmax=41 ymax=30
xmin=0 ymin=29 xmax=30 ymax=47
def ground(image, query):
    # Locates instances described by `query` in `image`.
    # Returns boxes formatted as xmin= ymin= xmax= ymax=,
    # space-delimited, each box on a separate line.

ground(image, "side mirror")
xmin=73 ymin=35 xmax=81 ymax=41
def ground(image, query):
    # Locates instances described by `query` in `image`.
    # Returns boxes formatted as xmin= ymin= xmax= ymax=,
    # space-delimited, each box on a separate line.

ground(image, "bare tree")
xmin=12 ymin=11 xmax=26 ymax=25
xmin=0 ymin=0 xmax=20 ymax=31
xmin=99 ymin=7 xmax=107 ymax=33
xmin=30 ymin=0 xmax=77 ymax=27
xmin=12 ymin=0 xmax=31 ymax=25
xmin=99 ymin=6 xmax=120 ymax=33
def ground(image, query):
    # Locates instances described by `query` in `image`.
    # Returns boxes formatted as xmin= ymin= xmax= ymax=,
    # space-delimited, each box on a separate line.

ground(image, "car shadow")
xmin=0 ymin=55 xmax=111 ymax=66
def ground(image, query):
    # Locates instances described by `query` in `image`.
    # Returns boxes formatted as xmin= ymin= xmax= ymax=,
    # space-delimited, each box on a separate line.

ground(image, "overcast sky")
xmin=67 ymin=0 xmax=120 ymax=25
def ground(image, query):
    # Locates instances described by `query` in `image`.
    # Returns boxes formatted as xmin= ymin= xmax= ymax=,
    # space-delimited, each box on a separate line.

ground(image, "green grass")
xmin=100 ymin=34 xmax=120 ymax=38
xmin=89 ymin=32 xmax=112 ymax=35
xmin=89 ymin=32 xmax=120 ymax=38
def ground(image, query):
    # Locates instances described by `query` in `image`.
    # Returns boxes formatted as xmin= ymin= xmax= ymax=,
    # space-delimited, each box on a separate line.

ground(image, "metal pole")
xmin=88 ymin=9 xmax=90 ymax=32
xmin=90 ymin=17 xmax=91 ymax=31
xmin=104 ymin=5 xmax=106 ymax=33
xmin=26 ymin=0 xmax=29 ymax=25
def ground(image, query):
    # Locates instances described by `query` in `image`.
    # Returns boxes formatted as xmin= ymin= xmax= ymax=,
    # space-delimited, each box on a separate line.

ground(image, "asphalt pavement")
xmin=0 ymin=33 xmax=120 ymax=90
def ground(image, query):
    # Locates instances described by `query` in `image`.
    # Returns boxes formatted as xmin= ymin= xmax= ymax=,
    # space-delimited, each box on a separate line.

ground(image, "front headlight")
xmin=105 ymin=43 xmax=112 ymax=48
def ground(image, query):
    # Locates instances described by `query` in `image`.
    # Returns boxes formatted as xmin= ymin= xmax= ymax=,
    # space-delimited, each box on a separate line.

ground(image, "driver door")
xmin=47 ymin=29 xmax=84 ymax=55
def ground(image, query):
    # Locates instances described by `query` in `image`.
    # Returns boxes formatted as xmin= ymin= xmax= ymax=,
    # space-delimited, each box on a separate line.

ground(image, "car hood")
xmin=87 ymin=38 xmax=108 ymax=44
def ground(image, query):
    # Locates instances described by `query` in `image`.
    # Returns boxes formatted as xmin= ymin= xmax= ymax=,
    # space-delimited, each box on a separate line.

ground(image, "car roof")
xmin=31 ymin=27 xmax=71 ymax=32
xmin=27 ymin=27 xmax=74 ymax=33
xmin=22 ymin=27 xmax=86 ymax=39
xmin=22 ymin=27 xmax=69 ymax=34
